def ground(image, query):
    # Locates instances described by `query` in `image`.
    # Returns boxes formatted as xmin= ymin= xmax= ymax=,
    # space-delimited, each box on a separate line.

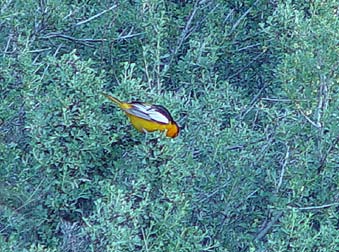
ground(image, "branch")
xmin=276 ymin=144 xmax=290 ymax=193
xmin=74 ymin=5 xmax=117 ymax=27
xmin=261 ymin=98 xmax=292 ymax=102
xmin=165 ymin=1 xmax=218 ymax=73
xmin=315 ymin=56 xmax=330 ymax=128
xmin=229 ymin=51 xmax=266 ymax=79
xmin=240 ymin=82 xmax=266 ymax=119
xmin=318 ymin=134 xmax=339 ymax=173
xmin=166 ymin=1 xmax=200 ymax=69
xmin=296 ymin=202 xmax=339 ymax=211
xmin=261 ymin=98 xmax=309 ymax=102
xmin=229 ymin=0 xmax=259 ymax=34
xmin=41 ymin=32 xmax=108 ymax=43
xmin=3 ymin=32 xmax=14 ymax=54
xmin=255 ymin=211 xmax=283 ymax=241
xmin=298 ymin=109 xmax=321 ymax=128
xmin=40 ymin=31 xmax=142 ymax=45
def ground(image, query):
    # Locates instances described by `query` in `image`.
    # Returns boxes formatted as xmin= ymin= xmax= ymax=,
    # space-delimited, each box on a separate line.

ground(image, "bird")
xmin=102 ymin=93 xmax=179 ymax=138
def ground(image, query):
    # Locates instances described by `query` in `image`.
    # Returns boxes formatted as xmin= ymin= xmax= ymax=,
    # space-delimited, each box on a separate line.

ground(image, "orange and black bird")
xmin=102 ymin=93 xmax=179 ymax=138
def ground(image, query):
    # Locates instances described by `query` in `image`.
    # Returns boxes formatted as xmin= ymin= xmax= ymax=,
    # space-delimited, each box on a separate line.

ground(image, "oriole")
xmin=103 ymin=93 xmax=180 ymax=138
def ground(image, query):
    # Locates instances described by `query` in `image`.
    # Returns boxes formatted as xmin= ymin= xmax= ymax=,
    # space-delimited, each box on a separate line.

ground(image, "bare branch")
xmin=296 ymin=202 xmax=339 ymax=210
xmin=298 ymin=109 xmax=321 ymax=128
xmin=223 ymin=9 xmax=234 ymax=24
xmin=74 ymin=5 xmax=117 ymax=27
xmin=318 ymin=134 xmax=339 ymax=173
xmin=141 ymin=227 xmax=150 ymax=252
xmin=276 ymin=144 xmax=290 ymax=192
xmin=166 ymin=1 xmax=200 ymax=69
xmin=229 ymin=51 xmax=266 ymax=79
xmin=165 ymin=0 xmax=218 ymax=73
xmin=261 ymin=98 xmax=293 ymax=102
xmin=255 ymin=211 xmax=283 ymax=241
xmin=229 ymin=0 xmax=259 ymax=34
xmin=115 ymin=27 xmax=144 ymax=41
xmin=3 ymin=33 xmax=14 ymax=54
xmin=40 ymin=31 xmax=143 ymax=46
xmin=41 ymin=32 xmax=107 ymax=43
xmin=237 ymin=42 xmax=262 ymax=52
xmin=316 ymin=63 xmax=329 ymax=127
xmin=240 ymin=83 xmax=266 ymax=120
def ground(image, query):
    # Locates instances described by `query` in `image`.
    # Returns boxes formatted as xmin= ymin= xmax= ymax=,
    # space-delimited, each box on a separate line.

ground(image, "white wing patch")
xmin=125 ymin=103 xmax=169 ymax=124
xmin=147 ymin=109 xmax=169 ymax=124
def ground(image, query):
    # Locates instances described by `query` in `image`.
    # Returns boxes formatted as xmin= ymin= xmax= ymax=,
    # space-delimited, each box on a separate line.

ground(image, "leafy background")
xmin=1 ymin=0 xmax=338 ymax=251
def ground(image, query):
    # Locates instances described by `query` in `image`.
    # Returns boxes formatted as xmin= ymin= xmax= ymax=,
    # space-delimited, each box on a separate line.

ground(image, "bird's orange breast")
xmin=126 ymin=113 xmax=179 ymax=138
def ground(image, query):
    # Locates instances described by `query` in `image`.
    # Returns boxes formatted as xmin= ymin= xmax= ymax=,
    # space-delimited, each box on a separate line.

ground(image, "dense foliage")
xmin=1 ymin=0 xmax=338 ymax=251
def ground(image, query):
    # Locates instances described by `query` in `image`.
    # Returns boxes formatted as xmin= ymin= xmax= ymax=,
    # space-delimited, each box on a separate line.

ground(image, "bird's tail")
xmin=102 ymin=93 xmax=123 ymax=106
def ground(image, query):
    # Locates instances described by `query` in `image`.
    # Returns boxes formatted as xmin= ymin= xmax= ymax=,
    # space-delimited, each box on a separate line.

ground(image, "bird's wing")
xmin=126 ymin=103 xmax=170 ymax=124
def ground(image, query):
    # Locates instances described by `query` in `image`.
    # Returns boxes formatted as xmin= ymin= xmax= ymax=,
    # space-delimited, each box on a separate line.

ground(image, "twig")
xmin=41 ymin=31 xmax=142 ymax=45
xmin=261 ymin=98 xmax=309 ymax=102
xmin=315 ymin=60 xmax=329 ymax=127
xmin=167 ymin=1 xmax=200 ymax=69
xmin=276 ymin=144 xmax=290 ymax=192
xmin=165 ymin=1 xmax=218 ymax=73
xmin=229 ymin=0 xmax=259 ymax=34
xmin=318 ymin=134 xmax=339 ymax=173
xmin=296 ymin=202 xmax=339 ymax=210
xmin=223 ymin=9 xmax=234 ymax=24
xmin=3 ymin=33 xmax=13 ymax=55
xmin=255 ymin=211 xmax=283 ymax=241
xmin=298 ymin=109 xmax=321 ymax=128
xmin=53 ymin=43 xmax=63 ymax=57
xmin=41 ymin=32 xmax=107 ymax=43
xmin=229 ymin=50 xmax=265 ymax=79
xmin=141 ymin=227 xmax=149 ymax=252
xmin=240 ymin=82 xmax=266 ymax=119
xmin=225 ymin=144 xmax=246 ymax=150
xmin=237 ymin=42 xmax=261 ymax=52
xmin=115 ymin=27 xmax=144 ymax=42
xmin=74 ymin=5 xmax=117 ymax=27
xmin=28 ymin=48 xmax=52 ymax=53
xmin=261 ymin=98 xmax=292 ymax=102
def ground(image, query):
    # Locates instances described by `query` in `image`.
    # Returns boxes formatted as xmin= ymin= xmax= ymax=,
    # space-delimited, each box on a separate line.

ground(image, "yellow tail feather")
xmin=102 ymin=93 xmax=132 ymax=110
xmin=102 ymin=93 xmax=123 ymax=106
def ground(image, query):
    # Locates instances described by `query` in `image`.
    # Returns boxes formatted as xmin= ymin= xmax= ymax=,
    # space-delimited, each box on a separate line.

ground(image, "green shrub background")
xmin=1 ymin=0 xmax=338 ymax=251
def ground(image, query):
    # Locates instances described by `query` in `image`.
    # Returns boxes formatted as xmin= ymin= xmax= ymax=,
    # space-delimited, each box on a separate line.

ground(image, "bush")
xmin=1 ymin=0 xmax=338 ymax=251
